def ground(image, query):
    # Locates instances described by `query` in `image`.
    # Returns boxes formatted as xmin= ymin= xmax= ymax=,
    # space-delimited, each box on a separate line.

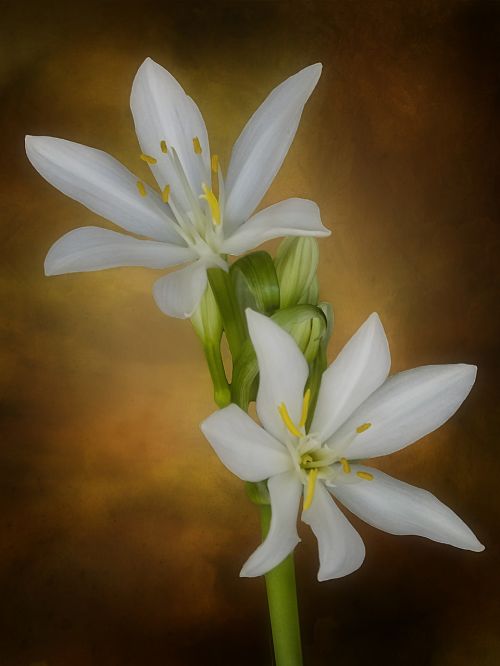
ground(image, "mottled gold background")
xmin=1 ymin=1 xmax=499 ymax=664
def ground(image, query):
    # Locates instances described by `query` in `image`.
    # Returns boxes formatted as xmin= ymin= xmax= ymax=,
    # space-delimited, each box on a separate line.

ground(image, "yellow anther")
xmin=211 ymin=154 xmax=219 ymax=173
xmin=200 ymin=183 xmax=221 ymax=225
xmin=136 ymin=181 xmax=147 ymax=197
xmin=356 ymin=422 xmax=372 ymax=434
xmin=140 ymin=153 xmax=157 ymax=165
xmin=192 ymin=136 xmax=202 ymax=154
xmin=277 ymin=403 xmax=303 ymax=438
xmin=303 ymin=468 xmax=319 ymax=511
xmin=299 ymin=388 xmax=311 ymax=428
xmin=160 ymin=140 xmax=168 ymax=154
xmin=341 ymin=458 xmax=351 ymax=474
xmin=162 ymin=184 xmax=171 ymax=203
xmin=356 ymin=471 xmax=374 ymax=481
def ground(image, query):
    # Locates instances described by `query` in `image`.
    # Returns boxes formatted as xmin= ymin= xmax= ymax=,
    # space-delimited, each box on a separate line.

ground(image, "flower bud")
xmin=275 ymin=237 xmax=319 ymax=308
xmin=230 ymin=251 xmax=280 ymax=315
xmin=191 ymin=284 xmax=231 ymax=407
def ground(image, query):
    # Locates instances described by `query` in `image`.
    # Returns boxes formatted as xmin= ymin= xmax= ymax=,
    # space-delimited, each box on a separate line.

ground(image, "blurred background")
xmin=1 ymin=1 xmax=499 ymax=664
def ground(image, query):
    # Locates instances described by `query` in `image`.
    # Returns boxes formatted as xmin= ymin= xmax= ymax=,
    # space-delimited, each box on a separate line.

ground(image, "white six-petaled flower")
xmin=25 ymin=58 xmax=330 ymax=318
xmin=201 ymin=310 xmax=484 ymax=581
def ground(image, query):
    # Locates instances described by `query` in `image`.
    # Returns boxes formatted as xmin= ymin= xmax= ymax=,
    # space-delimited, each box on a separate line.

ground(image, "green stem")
xmin=260 ymin=505 xmax=303 ymax=666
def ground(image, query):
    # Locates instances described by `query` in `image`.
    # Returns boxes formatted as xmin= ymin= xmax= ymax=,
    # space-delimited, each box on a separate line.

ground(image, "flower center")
xmin=277 ymin=393 xmax=375 ymax=509
xmin=135 ymin=138 xmax=226 ymax=263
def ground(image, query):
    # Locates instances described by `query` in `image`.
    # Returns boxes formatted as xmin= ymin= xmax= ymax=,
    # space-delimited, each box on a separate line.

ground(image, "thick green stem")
xmin=261 ymin=505 xmax=303 ymax=666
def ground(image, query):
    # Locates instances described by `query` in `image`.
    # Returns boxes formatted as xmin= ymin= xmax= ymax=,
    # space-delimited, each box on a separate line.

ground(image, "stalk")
xmin=260 ymin=505 xmax=303 ymax=666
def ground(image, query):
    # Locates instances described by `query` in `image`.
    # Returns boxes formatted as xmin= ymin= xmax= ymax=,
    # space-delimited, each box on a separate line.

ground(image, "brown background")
xmin=1 ymin=1 xmax=499 ymax=664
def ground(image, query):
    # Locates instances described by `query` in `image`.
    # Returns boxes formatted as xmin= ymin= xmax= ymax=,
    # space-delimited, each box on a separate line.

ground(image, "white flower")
xmin=201 ymin=310 xmax=484 ymax=581
xmin=26 ymin=58 xmax=330 ymax=318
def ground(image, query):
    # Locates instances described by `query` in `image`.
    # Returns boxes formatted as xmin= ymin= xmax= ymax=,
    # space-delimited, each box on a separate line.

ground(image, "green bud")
xmin=191 ymin=281 xmax=223 ymax=345
xmin=275 ymin=237 xmax=319 ymax=308
xmin=304 ymin=301 xmax=334 ymax=430
xmin=230 ymin=251 xmax=280 ymax=315
xmin=207 ymin=267 xmax=247 ymax=360
xmin=191 ymin=284 xmax=231 ymax=408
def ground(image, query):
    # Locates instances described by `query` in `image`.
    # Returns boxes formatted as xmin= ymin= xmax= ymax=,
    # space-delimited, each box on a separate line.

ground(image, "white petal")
xmin=25 ymin=135 xmax=181 ymax=244
xmin=302 ymin=482 xmax=365 ymax=581
xmin=332 ymin=364 xmax=477 ymax=459
xmin=240 ymin=471 xmax=302 ymax=577
xmin=153 ymin=260 xmax=209 ymax=319
xmin=311 ymin=313 xmax=390 ymax=442
xmin=332 ymin=466 xmax=484 ymax=552
xmin=130 ymin=58 xmax=210 ymax=207
xmin=246 ymin=309 xmax=309 ymax=442
xmin=200 ymin=404 xmax=292 ymax=482
xmin=44 ymin=227 xmax=195 ymax=275
xmin=224 ymin=64 xmax=322 ymax=230
xmin=221 ymin=198 xmax=330 ymax=255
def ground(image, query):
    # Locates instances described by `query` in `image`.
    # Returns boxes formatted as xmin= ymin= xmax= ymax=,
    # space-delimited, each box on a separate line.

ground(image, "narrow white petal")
xmin=311 ymin=313 xmax=390 ymax=442
xmin=25 ymin=135 xmax=181 ymax=243
xmin=224 ymin=64 xmax=322 ymax=230
xmin=302 ymin=482 xmax=365 ymax=581
xmin=331 ymin=364 xmax=477 ymax=459
xmin=246 ymin=309 xmax=309 ymax=442
xmin=332 ymin=466 xmax=484 ymax=552
xmin=153 ymin=260 xmax=209 ymax=319
xmin=221 ymin=198 xmax=330 ymax=256
xmin=240 ymin=471 xmax=302 ymax=577
xmin=130 ymin=58 xmax=210 ymax=207
xmin=44 ymin=227 xmax=195 ymax=275
xmin=200 ymin=404 xmax=291 ymax=482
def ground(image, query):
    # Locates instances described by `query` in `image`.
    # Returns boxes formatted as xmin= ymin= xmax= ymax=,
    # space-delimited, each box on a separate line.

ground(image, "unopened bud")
xmin=275 ymin=237 xmax=319 ymax=308
xmin=191 ymin=285 xmax=230 ymax=407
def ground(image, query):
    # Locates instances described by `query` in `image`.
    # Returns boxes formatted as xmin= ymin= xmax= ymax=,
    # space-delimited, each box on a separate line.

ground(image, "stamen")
xmin=341 ymin=458 xmax=351 ymax=474
xmin=140 ymin=153 xmax=157 ymax=165
xmin=200 ymin=183 xmax=221 ymax=225
xmin=211 ymin=154 xmax=219 ymax=173
xmin=299 ymin=388 xmax=311 ymax=428
xmin=192 ymin=136 xmax=202 ymax=154
xmin=162 ymin=184 xmax=171 ymax=203
xmin=356 ymin=422 xmax=372 ymax=434
xmin=160 ymin=140 xmax=168 ymax=154
xmin=278 ymin=403 xmax=303 ymax=438
xmin=303 ymin=469 xmax=319 ymax=511
xmin=136 ymin=181 xmax=147 ymax=197
xmin=356 ymin=471 xmax=374 ymax=481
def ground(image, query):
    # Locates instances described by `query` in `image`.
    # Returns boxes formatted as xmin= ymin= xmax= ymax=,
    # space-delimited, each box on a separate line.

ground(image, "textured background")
xmin=1 ymin=1 xmax=499 ymax=664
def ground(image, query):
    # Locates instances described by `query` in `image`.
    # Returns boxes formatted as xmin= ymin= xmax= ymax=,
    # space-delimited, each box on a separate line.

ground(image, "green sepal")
xmin=305 ymin=302 xmax=334 ymax=431
xmin=230 ymin=251 xmax=280 ymax=315
xmin=231 ymin=305 xmax=328 ymax=411
xmin=275 ymin=237 xmax=319 ymax=308
xmin=207 ymin=267 xmax=247 ymax=360
xmin=231 ymin=338 xmax=259 ymax=410
xmin=191 ymin=284 xmax=231 ymax=408
xmin=245 ymin=480 xmax=270 ymax=505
